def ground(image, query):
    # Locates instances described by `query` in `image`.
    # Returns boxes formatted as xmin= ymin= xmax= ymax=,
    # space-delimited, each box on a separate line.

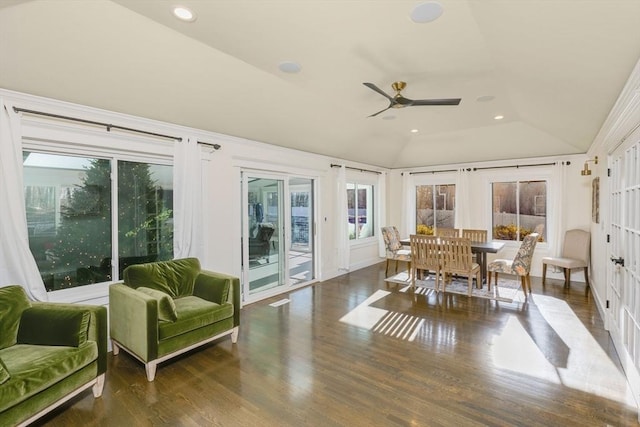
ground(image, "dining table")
xmin=400 ymin=237 xmax=505 ymax=287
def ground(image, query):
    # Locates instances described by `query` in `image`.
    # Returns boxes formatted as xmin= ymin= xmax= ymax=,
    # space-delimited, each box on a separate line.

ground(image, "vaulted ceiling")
xmin=1 ymin=0 xmax=639 ymax=168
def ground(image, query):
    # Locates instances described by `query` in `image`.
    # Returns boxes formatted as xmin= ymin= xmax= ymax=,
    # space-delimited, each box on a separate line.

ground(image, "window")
xmin=492 ymin=180 xmax=546 ymax=241
xmin=24 ymin=152 xmax=173 ymax=291
xmin=347 ymin=183 xmax=374 ymax=240
xmin=415 ymin=184 xmax=455 ymax=235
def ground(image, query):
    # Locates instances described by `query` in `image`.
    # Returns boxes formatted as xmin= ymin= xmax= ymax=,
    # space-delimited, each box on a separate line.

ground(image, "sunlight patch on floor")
xmin=491 ymin=294 xmax=636 ymax=408
xmin=339 ymin=290 xmax=390 ymax=330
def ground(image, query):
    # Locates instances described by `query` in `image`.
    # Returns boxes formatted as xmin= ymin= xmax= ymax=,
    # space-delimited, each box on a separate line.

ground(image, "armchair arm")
xmin=25 ymin=302 xmax=108 ymax=375
xmin=194 ymin=270 xmax=241 ymax=327
xmin=109 ymin=284 xmax=159 ymax=362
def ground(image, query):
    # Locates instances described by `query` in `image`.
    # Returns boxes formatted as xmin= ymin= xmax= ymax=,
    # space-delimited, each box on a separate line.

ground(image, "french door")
xmin=607 ymin=137 xmax=640 ymax=410
xmin=241 ymin=172 xmax=315 ymax=303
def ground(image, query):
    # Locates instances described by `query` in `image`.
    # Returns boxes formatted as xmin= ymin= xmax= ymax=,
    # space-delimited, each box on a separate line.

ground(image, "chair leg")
xmin=521 ymin=276 xmax=527 ymax=298
xmin=584 ymin=267 xmax=590 ymax=288
xmin=395 ymin=259 xmax=399 ymax=273
xmin=92 ymin=373 xmax=105 ymax=398
xmin=145 ymin=361 xmax=158 ymax=382
xmin=564 ymin=268 xmax=570 ymax=287
xmin=385 ymin=259 xmax=390 ymax=277
xmin=542 ymin=263 xmax=547 ymax=285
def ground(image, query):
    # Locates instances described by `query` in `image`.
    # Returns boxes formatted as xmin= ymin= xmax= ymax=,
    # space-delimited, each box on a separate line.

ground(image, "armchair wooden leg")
xmin=542 ymin=263 xmax=547 ymax=285
xmin=584 ymin=267 xmax=590 ymax=287
xmin=112 ymin=340 xmax=120 ymax=356
xmin=231 ymin=326 xmax=239 ymax=343
xmin=145 ymin=362 xmax=157 ymax=382
xmin=92 ymin=373 xmax=105 ymax=398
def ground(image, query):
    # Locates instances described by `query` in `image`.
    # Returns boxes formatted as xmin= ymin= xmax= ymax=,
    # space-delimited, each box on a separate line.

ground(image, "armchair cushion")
xmin=0 ymin=286 xmax=32 ymax=350
xmin=0 ymin=357 xmax=9 ymax=385
xmin=137 ymin=287 xmax=178 ymax=322
xmin=123 ymin=257 xmax=201 ymax=298
xmin=17 ymin=307 xmax=90 ymax=347
xmin=159 ymin=297 xmax=233 ymax=340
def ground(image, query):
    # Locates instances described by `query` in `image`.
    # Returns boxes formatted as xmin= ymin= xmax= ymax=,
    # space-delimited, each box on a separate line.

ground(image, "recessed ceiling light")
xmin=278 ymin=61 xmax=301 ymax=74
xmin=494 ymin=115 xmax=504 ymax=120
xmin=411 ymin=129 xmax=419 ymax=133
xmin=477 ymin=95 xmax=495 ymax=102
xmin=173 ymin=6 xmax=196 ymax=22
xmin=410 ymin=1 xmax=444 ymax=24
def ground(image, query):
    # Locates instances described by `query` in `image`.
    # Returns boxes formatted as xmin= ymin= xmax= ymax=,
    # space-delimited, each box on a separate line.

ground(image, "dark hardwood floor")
xmin=37 ymin=263 xmax=638 ymax=426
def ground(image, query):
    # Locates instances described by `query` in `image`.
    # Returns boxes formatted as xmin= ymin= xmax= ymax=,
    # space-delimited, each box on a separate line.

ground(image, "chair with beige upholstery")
xmin=487 ymin=233 xmax=539 ymax=296
xmin=435 ymin=228 xmax=460 ymax=238
xmin=381 ymin=226 xmax=412 ymax=278
xmin=542 ymin=229 xmax=590 ymax=287
xmin=409 ymin=234 xmax=441 ymax=291
xmin=440 ymin=237 xmax=481 ymax=295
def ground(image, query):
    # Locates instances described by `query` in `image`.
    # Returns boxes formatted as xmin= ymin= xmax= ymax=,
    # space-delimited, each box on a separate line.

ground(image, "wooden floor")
xmin=37 ymin=263 xmax=638 ymax=426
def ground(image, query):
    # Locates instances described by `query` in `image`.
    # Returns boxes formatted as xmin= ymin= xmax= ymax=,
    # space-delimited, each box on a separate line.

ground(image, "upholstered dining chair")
xmin=381 ymin=226 xmax=412 ymax=278
xmin=409 ymin=234 xmax=441 ymax=291
xmin=440 ymin=237 xmax=481 ymax=296
xmin=542 ymin=229 xmax=590 ymax=287
xmin=436 ymin=228 xmax=460 ymax=238
xmin=487 ymin=233 xmax=539 ymax=296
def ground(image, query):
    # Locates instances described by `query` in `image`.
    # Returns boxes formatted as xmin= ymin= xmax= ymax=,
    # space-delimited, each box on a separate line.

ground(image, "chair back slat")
xmin=436 ymin=228 xmax=460 ymax=238
xmin=441 ymin=237 xmax=473 ymax=272
xmin=461 ymin=229 xmax=487 ymax=243
xmin=409 ymin=234 xmax=440 ymax=271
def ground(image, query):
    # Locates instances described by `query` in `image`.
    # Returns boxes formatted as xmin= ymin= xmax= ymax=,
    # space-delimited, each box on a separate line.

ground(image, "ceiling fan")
xmin=363 ymin=81 xmax=461 ymax=117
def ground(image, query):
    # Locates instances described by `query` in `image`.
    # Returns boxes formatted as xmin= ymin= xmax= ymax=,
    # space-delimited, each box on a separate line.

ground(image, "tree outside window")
xmin=492 ymin=180 xmax=546 ymax=241
xmin=23 ymin=152 xmax=173 ymax=291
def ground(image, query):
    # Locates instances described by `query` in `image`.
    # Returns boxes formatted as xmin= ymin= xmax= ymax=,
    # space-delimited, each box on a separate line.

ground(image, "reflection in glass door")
xmin=289 ymin=178 xmax=314 ymax=285
xmin=245 ymin=176 xmax=284 ymax=296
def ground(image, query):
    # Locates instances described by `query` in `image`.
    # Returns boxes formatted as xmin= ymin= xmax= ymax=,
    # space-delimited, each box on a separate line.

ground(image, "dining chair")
xmin=409 ymin=234 xmax=441 ymax=291
xmin=381 ymin=226 xmax=412 ymax=278
xmin=435 ymin=228 xmax=460 ymax=238
xmin=461 ymin=229 xmax=488 ymax=263
xmin=541 ymin=229 xmax=590 ymax=287
xmin=440 ymin=237 xmax=481 ymax=296
xmin=487 ymin=233 xmax=539 ymax=296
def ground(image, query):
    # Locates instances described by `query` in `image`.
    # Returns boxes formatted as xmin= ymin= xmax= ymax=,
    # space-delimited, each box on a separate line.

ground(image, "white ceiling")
xmin=1 ymin=0 xmax=640 ymax=168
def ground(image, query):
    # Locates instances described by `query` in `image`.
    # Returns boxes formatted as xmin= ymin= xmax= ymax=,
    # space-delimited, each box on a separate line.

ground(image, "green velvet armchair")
xmin=0 ymin=285 xmax=107 ymax=427
xmin=109 ymin=258 xmax=240 ymax=381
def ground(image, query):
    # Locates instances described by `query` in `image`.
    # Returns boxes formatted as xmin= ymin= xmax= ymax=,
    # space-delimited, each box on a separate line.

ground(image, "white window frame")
xmin=346 ymin=171 xmax=378 ymax=246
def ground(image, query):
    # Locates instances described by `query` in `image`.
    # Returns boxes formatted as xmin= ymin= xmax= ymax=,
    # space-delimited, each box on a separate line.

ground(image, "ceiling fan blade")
xmin=368 ymin=105 xmax=392 ymax=117
xmin=363 ymin=82 xmax=393 ymax=101
xmin=411 ymin=98 xmax=461 ymax=106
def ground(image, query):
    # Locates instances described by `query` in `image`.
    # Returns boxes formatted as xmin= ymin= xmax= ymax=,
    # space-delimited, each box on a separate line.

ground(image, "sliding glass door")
xmin=242 ymin=172 xmax=315 ymax=302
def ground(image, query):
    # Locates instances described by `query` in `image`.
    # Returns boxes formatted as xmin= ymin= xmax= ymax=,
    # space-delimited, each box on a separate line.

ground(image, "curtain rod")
xmin=408 ymin=161 xmax=570 ymax=175
xmin=12 ymin=107 xmax=221 ymax=150
xmin=330 ymin=163 xmax=382 ymax=175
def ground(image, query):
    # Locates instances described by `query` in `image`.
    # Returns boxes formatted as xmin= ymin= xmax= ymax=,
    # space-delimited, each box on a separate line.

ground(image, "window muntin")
xmin=347 ymin=183 xmax=374 ymax=240
xmin=415 ymin=184 xmax=455 ymax=235
xmin=23 ymin=152 xmax=173 ymax=291
xmin=492 ymin=180 xmax=546 ymax=241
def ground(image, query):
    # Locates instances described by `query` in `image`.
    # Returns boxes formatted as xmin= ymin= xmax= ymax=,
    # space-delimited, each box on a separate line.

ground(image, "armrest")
xmin=22 ymin=302 xmax=108 ymax=375
xmin=194 ymin=270 xmax=240 ymax=327
xmin=109 ymin=284 xmax=159 ymax=362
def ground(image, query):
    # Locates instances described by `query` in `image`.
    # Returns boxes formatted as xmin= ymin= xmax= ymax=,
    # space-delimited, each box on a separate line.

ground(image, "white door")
xmin=607 ymin=138 xmax=640 ymax=409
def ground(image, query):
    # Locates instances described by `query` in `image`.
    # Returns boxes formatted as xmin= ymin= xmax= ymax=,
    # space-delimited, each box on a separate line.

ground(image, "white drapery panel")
xmin=550 ymin=161 xmax=567 ymax=270
xmin=335 ymin=165 xmax=350 ymax=271
xmin=454 ymin=168 xmax=472 ymax=229
xmin=173 ymin=137 xmax=204 ymax=259
xmin=0 ymin=100 xmax=48 ymax=300
xmin=400 ymin=172 xmax=415 ymax=237
xmin=377 ymin=172 xmax=387 ymax=258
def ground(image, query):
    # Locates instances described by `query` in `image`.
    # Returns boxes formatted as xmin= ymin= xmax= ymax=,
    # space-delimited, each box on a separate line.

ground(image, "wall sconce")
xmin=581 ymin=156 xmax=598 ymax=176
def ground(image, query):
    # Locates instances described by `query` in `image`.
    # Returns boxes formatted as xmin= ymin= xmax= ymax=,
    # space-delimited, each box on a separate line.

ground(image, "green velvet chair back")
xmin=123 ymin=258 xmax=201 ymax=298
xmin=0 ymin=286 xmax=32 ymax=350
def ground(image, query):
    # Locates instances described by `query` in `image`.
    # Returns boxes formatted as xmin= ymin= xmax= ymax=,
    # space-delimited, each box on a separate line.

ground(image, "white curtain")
xmin=335 ymin=165 xmax=350 ymax=271
xmin=400 ymin=172 xmax=415 ymax=237
xmin=550 ymin=161 xmax=567 ymax=267
xmin=173 ymin=137 xmax=204 ymax=259
xmin=0 ymin=99 xmax=48 ymax=300
xmin=377 ymin=172 xmax=387 ymax=257
xmin=455 ymin=168 xmax=472 ymax=229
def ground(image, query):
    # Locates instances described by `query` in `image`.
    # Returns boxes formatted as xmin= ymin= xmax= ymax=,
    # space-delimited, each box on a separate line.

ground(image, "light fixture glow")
xmin=173 ymin=6 xmax=196 ymax=22
xmin=411 ymin=129 xmax=419 ymax=133
xmin=410 ymin=1 xmax=444 ymax=23
xmin=494 ymin=115 xmax=504 ymax=120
